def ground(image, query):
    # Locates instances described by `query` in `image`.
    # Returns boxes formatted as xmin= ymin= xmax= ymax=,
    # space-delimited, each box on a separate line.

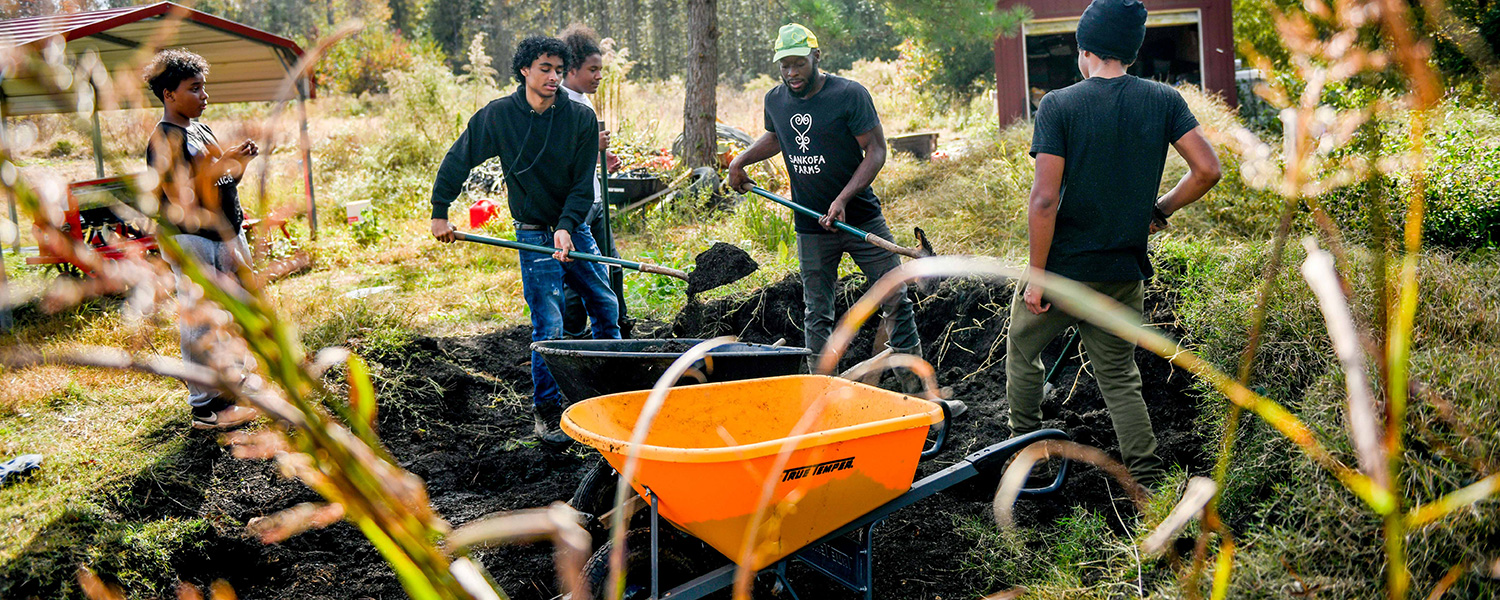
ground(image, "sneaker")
xmin=533 ymin=403 xmax=573 ymax=450
xmin=191 ymin=404 xmax=260 ymax=430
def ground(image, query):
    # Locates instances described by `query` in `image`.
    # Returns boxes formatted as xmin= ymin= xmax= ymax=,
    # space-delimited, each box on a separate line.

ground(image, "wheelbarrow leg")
xmin=648 ymin=486 xmax=660 ymax=600
xmin=791 ymin=522 xmax=876 ymax=599
xmin=771 ymin=561 xmax=803 ymax=600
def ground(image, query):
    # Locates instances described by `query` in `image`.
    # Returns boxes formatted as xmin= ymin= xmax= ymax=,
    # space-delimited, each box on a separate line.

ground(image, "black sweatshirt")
xmin=429 ymin=86 xmax=599 ymax=233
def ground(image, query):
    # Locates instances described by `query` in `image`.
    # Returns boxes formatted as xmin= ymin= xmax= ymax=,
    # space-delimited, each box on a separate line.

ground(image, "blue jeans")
xmin=171 ymin=233 xmax=251 ymax=409
xmin=518 ymin=224 xmax=620 ymax=409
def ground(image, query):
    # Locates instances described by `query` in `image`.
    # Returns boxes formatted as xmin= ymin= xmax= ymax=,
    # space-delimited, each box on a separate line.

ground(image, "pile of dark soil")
xmin=8 ymin=275 xmax=1205 ymax=600
xmin=685 ymin=242 xmax=760 ymax=296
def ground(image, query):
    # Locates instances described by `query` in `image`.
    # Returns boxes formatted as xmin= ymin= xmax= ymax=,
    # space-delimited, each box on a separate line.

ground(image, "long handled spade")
xmin=454 ymin=231 xmax=757 ymax=295
xmin=747 ymin=186 xmax=935 ymax=258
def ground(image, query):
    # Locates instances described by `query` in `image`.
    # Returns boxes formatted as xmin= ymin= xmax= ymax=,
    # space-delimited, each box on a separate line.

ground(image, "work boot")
xmin=533 ymin=402 xmax=573 ymax=450
xmin=888 ymin=343 xmax=927 ymax=396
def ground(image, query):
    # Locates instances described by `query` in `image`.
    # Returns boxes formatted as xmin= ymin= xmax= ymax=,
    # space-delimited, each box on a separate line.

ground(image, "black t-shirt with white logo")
xmin=763 ymin=75 xmax=882 ymax=233
xmin=1030 ymin=75 xmax=1199 ymax=281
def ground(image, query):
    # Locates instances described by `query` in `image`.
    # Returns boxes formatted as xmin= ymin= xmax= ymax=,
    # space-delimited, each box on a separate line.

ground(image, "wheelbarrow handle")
xmin=747 ymin=186 xmax=927 ymax=259
xmin=920 ymin=398 xmax=951 ymax=459
xmin=453 ymin=231 xmax=690 ymax=282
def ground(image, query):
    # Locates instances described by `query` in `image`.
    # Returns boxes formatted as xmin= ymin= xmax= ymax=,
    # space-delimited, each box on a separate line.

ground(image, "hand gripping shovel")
xmin=453 ymin=231 xmax=756 ymax=295
xmin=747 ymin=186 xmax=935 ymax=258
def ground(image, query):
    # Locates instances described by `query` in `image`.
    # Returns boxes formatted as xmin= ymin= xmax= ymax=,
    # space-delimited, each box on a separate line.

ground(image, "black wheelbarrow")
xmin=531 ymin=338 xmax=812 ymax=404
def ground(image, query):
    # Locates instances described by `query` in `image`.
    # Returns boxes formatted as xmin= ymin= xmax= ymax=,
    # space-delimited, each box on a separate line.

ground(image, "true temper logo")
xmin=790 ymin=113 xmax=812 ymax=152
xmin=780 ymin=457 xmax=854 ymax=482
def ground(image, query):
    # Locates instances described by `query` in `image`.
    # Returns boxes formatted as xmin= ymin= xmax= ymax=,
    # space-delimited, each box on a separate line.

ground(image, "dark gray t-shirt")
xmin=1030 ymin=75 xmax=1198 ymax=281
xmin=764 ymin=75 xmax=882 ymax=233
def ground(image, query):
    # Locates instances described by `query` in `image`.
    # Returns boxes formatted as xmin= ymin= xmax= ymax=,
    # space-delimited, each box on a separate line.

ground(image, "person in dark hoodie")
xmin=1005 ymin=0 xmax=1221 ymax=487
xmin=430 ymin=35 xmax=619 ymax=448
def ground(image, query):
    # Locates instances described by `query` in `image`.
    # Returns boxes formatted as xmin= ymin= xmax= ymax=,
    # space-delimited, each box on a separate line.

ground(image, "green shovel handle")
xmin=454 ymin=231 xmax=689 ymax=281
xmin=746 ymin=186 xmax=926 ymax=259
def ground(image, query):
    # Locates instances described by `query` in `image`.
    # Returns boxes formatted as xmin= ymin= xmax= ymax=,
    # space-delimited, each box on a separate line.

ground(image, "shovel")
xmin=454 ymin=232 xmax=756 ymax=295
xmin=747 ymin=186 xmax=935 ymax=259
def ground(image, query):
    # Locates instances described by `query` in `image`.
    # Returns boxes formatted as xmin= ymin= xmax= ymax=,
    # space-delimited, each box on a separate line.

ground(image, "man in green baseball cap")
xmin=772 ymin=23 xmax=818 ymax=62
xmin=728 ymin=23 xmax=925 ymax=387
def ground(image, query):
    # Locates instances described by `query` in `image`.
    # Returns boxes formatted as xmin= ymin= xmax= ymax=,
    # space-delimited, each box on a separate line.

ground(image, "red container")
xmin=469 ymin=198 xmax=499 ymax=229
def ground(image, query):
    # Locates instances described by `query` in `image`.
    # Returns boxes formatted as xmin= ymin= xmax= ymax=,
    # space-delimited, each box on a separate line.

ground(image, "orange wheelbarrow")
xmin=562 ymin=374 xmax=1070 ymax=599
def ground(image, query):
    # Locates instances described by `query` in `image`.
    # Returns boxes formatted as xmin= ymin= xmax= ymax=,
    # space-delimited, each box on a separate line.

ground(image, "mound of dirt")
xmin=11 ymin=274 xmax=1204 ymax=600
xmin=685 ymin=242 xmax=759 ymax=296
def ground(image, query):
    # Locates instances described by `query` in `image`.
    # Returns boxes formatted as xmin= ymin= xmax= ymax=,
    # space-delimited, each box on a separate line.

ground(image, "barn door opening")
xmin=1022 ymin=9 xmax=1203 ymax=115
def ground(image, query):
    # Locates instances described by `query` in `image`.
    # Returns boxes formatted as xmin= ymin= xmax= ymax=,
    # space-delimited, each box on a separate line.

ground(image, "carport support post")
xmin=0 ymin=107 xmax=11 ymax=331
xmin=89 ymin=82 xmax=104 ymax=178
xmin=1 ymin=101 xmax=18 ymax=256
xmin=297 ymin=77 xmax=317 ymax=240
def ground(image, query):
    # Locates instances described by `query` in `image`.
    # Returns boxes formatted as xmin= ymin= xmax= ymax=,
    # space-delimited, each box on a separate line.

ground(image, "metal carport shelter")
xmin=0 ymin=1 xmax=321 ymax=247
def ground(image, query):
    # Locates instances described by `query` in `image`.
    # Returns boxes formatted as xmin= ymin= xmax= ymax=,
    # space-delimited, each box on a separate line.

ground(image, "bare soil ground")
xmin=6 ymin=275 xmax=1205 ymax=599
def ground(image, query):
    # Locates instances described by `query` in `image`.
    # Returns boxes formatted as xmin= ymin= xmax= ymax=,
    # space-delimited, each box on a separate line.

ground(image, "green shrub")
xmin=317 ymin=25 xmax=426 ymax=95
xmin=1418 ymin=113 xmax=1500 ymax=249
xmin=733 ymin=196 xmax=795 ymax=255
xmin=1319 ymin=106 xmax=1500 ymax=250
xmin=622 ymin=245 xmax=689 ymax=318
xmin=350 ymin=209 xmax=388 ymax=247
xmin=46 ymin=138 xmax=75 ymax=158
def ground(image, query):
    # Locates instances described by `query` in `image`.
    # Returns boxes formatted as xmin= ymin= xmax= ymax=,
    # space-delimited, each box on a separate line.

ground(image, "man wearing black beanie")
xmin=1005 ymin=0 xmax=1222 ymax=488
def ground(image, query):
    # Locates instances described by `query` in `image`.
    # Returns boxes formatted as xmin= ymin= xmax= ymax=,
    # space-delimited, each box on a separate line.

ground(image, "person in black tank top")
xmin=1006 ymin=0 xmax=1223 ymax=488
xmin=144 ymin=49 xmax=262 ymax=431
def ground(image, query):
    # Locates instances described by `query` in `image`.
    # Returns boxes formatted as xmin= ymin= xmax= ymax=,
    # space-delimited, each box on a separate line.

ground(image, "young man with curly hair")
xmin=144 ymin=48 xmax=261 ymax=430
xmin=430 ymin=35 xmax=618 ymax=448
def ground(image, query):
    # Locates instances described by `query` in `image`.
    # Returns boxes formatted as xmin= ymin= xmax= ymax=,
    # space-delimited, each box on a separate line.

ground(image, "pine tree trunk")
xmin=682 ymin=0 xmax=719 ymax=169
xmin=625 ymin=0 xmax=640 ymax=62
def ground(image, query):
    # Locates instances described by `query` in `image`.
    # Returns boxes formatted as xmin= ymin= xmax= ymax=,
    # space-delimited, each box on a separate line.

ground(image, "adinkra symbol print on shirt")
xmin=791 ymin=113 xmax=812 ymax=152
xmin=787 ymin=113 xmax=826 ymax=175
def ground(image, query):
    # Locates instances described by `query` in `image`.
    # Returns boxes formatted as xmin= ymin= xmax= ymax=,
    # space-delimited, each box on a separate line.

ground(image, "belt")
xmin=514 ymin=222 xmax=554 ymax=231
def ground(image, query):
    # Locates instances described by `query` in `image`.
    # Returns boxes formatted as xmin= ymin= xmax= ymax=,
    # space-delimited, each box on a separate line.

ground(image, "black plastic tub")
xmin=606 ymin=171 xmax=667 ymax=205
xmin=532 ymin=338 xmax=811 ymax=403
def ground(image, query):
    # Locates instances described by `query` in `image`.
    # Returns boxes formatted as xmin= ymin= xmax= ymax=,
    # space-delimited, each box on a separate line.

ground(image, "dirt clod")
xmin=685 ymin=242 xmax=759 ymax=296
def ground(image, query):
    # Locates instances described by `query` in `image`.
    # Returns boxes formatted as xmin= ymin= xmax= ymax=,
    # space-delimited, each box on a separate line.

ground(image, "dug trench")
xmin=6 ymin=275 xmax=1207 ymax=599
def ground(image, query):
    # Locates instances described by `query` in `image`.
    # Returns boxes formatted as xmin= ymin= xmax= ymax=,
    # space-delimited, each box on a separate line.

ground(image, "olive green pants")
xmin=1005 ymin=279 xmax=1165 ymax=483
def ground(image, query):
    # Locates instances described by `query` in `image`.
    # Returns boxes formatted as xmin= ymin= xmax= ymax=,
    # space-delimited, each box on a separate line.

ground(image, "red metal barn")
xmin=993 ymin=0 xmax=1237 ymax=124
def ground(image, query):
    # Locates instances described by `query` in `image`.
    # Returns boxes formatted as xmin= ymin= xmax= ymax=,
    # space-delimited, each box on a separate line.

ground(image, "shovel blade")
xmin=913 ymin=227 xmax=936 ymax=258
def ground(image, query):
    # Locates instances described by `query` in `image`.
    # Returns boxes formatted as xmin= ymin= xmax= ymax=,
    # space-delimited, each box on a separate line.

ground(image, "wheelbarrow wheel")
xmin=582 ymin=527 xmax=715 ymax=600
xmin=570 ymin=459 xmax=621 ymax=519
xmin=570 ymin=459 xmax=641 ymax=545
